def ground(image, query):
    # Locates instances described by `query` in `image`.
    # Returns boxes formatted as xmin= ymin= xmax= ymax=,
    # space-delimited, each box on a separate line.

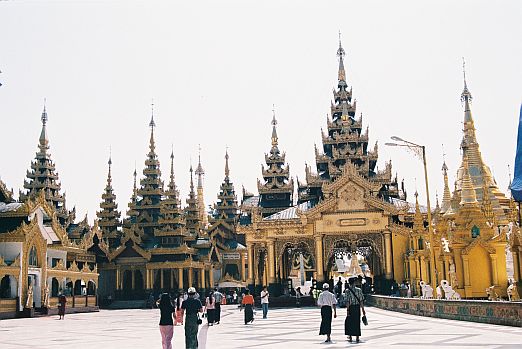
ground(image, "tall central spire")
xmin=337 ymin=31 xmax=346 ymax=82
xmin=149 ymin=101 xmax=156 ymax=153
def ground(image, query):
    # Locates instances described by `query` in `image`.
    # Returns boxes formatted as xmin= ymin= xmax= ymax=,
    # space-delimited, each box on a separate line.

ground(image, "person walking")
xmin=157 ymin=293 xmax=175 ymax=349
xmin=344 ymin=277 xmax=366 ymax=343
xmin=295 ymin=286 xmax=303 ymax=307
xmin=317 ymin=283 xmax=337 ymax=343
xmin=58 ymin=293 xmax=66 ymax=320
xmin=205 ymin=291 xmax=216 ymax=326
xmin=241 ymin=289 xmax=255 ymax=324
xmin=260 ymin=286 xmax=269 ymax=319
xmin=181 ymin=287 xmax=204 ymax=349
xmin=175 ymin=292 xmax=184 ymax=326
xmin=213 ymin=288 xmax=224 ymax=324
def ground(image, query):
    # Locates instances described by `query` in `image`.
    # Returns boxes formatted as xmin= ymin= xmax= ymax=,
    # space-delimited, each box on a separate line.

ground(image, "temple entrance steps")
xmin=107 ymin=300 xmax=147 ymax=309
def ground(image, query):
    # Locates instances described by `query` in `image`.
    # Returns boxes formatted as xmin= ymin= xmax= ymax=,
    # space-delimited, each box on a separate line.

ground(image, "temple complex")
xmin=1 ymin=38 xmax=518 ymax=316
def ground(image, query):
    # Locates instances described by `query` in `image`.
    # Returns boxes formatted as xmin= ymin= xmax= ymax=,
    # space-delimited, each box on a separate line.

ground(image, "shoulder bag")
xmin=347 ymin=286 xmax=368 ymax=326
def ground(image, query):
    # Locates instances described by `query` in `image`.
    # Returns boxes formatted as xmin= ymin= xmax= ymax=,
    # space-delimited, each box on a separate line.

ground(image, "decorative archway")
xmin=51 ymin=278 xmax=60 ymax=297
xmin=87 ymin=280 xmax=96 ymax=296
xmin=276 ymin=240 xmax=316 ymax=284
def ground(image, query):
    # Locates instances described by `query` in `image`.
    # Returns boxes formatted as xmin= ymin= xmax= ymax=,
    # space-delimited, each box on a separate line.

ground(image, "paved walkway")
xmin=0 ymin=305 xmax=520 ymax=348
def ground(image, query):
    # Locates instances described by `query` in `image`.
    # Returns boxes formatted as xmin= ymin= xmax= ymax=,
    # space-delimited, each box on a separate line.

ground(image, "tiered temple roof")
xmin=20 ymin=104 xmax=75 ymax=227
xmin=157 ymin=150 xmax=187 ymax=247
xmin=129 ymin=113 xmax=164 ymax=240
xmin=210 ymin=151 xmax=239 ymax=228
xmin=297 ymin=38 xmax=404 ymax=205
xmin=257 ymin=111 xmax=294 ymax=217
xmin=96 ymin=155 xmax=122 ymax=249
xmin=185 ymin=166 xmax=200 ymax=240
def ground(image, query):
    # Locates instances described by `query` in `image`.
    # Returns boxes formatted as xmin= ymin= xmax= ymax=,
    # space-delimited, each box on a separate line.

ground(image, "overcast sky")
xmin=1 ymin=1 xmax=521 ymax=222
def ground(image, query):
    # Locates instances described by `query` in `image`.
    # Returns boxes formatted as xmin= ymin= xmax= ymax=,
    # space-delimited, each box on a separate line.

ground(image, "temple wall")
xmin=367 ymin=295 xmax=522 ymax=327
xmin=392 ymin=233 xmax=408 ymax=282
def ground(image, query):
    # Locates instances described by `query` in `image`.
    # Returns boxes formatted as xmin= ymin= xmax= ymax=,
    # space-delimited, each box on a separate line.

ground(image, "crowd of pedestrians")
xmin=154 ymin=276 xmax=365 ymax=348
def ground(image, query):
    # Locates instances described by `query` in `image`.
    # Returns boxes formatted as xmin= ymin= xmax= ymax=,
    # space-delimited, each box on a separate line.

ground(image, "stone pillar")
xmin=384 ymin=231 xmax=393 ymax=279
xmin=241 ymin=253 xmax=246 ymax=282
xmin=512 ymin=251 xmax=520 ymax=282
xmin=188 ymin=268 xmax=193 ymax=287
xmin=247 ymin=245 xmax=254 ymax=285
xmin=314 ymin=235 xmax=324 ymax=282
xmin=131 ymin=269 xmax=135 ymax=290
xmin=178 ymin=268 xmax=184 ymax=290
xmin=267 ymin=240 xmax=276 ymax=284
xmin=160 ymin=269 xmax=164 ymax=290
xmin=490 ymin=254 xmax=498 ymax=285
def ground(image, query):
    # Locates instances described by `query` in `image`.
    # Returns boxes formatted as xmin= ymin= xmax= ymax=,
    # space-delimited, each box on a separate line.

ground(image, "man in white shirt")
xmin=260 ymin=286 xmax=269 ymax=319
xmin=317 ymin=283 xmax=337 ymax=343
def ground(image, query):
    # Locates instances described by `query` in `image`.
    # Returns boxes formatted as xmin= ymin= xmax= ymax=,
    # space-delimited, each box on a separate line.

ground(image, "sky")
xmin=0 ymin=0 xmax=521 ymax=222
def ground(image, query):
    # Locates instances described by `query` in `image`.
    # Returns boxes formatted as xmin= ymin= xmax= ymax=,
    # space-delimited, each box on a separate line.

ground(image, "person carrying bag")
xmin=344 ymin=277 xmax=367 ymax=343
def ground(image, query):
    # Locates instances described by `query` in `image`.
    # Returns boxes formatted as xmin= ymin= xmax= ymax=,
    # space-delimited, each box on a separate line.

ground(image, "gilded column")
xmin=384 ymin=231 xmax=393 ymax=279
xmin=420 ymin=256 xmax=428 ymax=282
xmin=131 ymin=269 xmax=135 ymax=290
xmin=178 ymin=268 xmax=184 ymax=290
xmin=247 ymin=244 xmax=254 ymax=284
xmin=512 ymin=250 xmax=520 ymax=282
xmin=241 ymin=252 xmax=246 ymax=282
xmin=267 ymin=240 xmax=276 ymax=283
xmin=443 ymin=257 xmax=450 ymax=281
xmin=200 ymin=268 xmax=206 ymax=289
xmin=209 ymin=266 xmax=214 ymax=288
xmin=116 ymin=267 xmax=121 ymax=290
xmin=160 ymin=269 xmax=164 ymax=289
xmin=188 ymin=268 xmax=193 ymax=287
xmin=490 ymin=254 xmax=498 ymax=285
xmin=170 ymin=269 xmax=174 ymax=289
xmin=314 ymin=235 xmax=324 ymax=282
xmin=462 ymin=255 xmax=471 ymax=297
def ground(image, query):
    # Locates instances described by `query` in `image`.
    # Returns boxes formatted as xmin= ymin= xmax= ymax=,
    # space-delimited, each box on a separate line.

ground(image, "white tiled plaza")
xmin=0 ymin=306 xmax=520 ymax=349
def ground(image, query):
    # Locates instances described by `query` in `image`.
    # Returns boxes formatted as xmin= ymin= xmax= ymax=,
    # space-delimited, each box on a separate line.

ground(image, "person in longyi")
xmin=317 ymin=282 xmax=337 ymax=343
xmin=241 ymin=289 xmax=255 ymax=324
xmin=344 ymin=276 xmax=366 ymax=343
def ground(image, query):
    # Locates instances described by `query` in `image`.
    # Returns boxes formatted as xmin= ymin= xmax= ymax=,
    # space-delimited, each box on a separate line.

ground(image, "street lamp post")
xmin=385 ymin=137 xmax=438 ymax=287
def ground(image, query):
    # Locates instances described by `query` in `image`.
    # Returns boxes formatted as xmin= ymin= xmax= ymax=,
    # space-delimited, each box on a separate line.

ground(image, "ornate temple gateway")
xmin=238 ymin=39 xmax=410 ymax=295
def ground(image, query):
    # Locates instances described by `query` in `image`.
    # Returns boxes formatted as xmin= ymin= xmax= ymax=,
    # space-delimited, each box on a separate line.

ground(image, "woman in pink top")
xmin=205 ymin=291 xmax=216 ymax=326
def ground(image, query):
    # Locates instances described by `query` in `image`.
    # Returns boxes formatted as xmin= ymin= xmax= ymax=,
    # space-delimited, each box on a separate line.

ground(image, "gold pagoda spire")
xmin=413 ymin=191 xmax=424 ymax=232
xmin=460 ymin=155 xmax=478 ymax=206
xmin=481 ymin=179 xmax=494 ymax=224
xmin=195 ymin=145 xmax=208 ymax=226
xmin=169 ymin=147 xmax=176 ymax=190
xmin=441 ymin=158 xmax=452 ymax=214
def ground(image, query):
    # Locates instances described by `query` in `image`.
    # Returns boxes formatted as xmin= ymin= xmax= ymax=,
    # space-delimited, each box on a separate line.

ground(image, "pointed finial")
xmin=149 ymin=99 xmax=156 ymax=130
xmin=189 ymin=165 xmax=195 ymax=191
xmin=271 ymin=104 xmax=278 ymax=146
xmin=108 ymin=146 xmax=112 ymax=166
xmin=41 ymin=98 xmax=48 ymax=125
xmin=224 ymin=148 xmax=230 ymax=178
xmin=170 ymin=144 xmax=174 ymax=160
xmin=461 ymin=57 xmax=472 ymax=104
xmin=337 ymin=31 xmax=346 ymax=82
